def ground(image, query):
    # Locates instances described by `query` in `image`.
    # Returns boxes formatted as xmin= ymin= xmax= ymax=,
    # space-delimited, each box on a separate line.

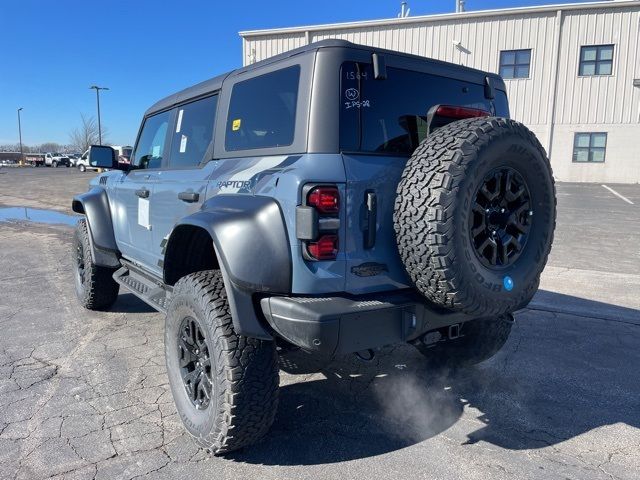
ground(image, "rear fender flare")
xmin=167 ymin=194 xmax=292 ymax=340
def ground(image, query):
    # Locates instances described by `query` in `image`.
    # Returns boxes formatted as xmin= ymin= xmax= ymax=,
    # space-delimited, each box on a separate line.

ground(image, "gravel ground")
xmin=0 ymin=167 xmax=638 ymax=480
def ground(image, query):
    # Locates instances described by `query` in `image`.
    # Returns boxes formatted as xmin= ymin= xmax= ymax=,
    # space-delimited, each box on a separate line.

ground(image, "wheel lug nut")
xmin=529 ymin=210 xmax=533 ymax=216
xmin=492 ymin=230 xmax=497 ymax=236
xmin=485 ymin=209 xmax=490 ymax=213
xmin=500 ymin=208 xmax=505 ymax=213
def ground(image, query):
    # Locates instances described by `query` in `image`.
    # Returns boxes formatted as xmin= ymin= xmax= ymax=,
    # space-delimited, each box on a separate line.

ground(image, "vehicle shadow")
xmin=109 ymin=293 xmax=156 ymax=314
xmin=232 ymin=291 xmax=640 ymax=465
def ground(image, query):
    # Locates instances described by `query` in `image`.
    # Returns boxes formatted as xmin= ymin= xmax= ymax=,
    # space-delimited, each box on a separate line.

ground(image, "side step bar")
xmin=113 ymin=260 xmax=171 ymax=314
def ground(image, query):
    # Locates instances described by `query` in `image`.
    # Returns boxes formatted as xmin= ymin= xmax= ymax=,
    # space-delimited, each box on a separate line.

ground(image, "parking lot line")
xmin=601 ymin=184 xmax=635 ymax=205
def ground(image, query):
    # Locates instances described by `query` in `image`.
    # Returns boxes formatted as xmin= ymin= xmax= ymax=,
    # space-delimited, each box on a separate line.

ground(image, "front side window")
xmin=132 ymin=110 xmax=171 ymax=169
xmin=499 ymin=49 xmax=531 ymax=79
xmin=573 ymin=132 xmax=607 ymax=163
xmin=579 ymin=45 xmax=614 ymax=76
xmin=225 ymin=66 xmax=300 ymax=151
xmin=340 ymin=62 xmax=494 ymax=155
xmin=169 ymin=95 xmax=218 ymax=168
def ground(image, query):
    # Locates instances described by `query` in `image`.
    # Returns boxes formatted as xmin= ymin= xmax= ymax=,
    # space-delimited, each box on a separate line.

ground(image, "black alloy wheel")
xmin=178 ymin=317 xmax=213 ymax=410
xmin=469 ymin=167 xmax=532 ymax=269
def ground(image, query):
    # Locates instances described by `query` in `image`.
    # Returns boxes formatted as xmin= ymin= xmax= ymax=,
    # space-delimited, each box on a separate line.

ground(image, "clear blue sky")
xmin=0 ymin=0 xmax=586 ymax=147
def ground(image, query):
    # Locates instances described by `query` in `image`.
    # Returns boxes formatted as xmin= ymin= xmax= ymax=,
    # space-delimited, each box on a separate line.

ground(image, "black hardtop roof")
xmin=145 ymin=39 xmax=502 ymax=116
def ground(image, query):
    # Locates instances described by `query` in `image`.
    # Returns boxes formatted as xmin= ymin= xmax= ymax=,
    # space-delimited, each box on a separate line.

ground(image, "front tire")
xmin=73 ymin=219 xmax=119 ymax=310
xmin=78 ymin=164 xmax=86 ymax=172
xmin=52 ymin=161 xmax=58 ymax=168
xmin=165 ymin=270 xmax=279 ymax=454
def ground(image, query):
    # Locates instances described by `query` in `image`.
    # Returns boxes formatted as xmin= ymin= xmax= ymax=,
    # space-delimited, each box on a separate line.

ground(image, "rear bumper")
xmin=260 ymin=290 xmax=475 ymax=356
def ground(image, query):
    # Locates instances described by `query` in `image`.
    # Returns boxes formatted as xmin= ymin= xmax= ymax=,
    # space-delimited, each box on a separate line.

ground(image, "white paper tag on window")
xmin=152 ymin=145 xmax=160 ymax=158
xmin=180 ymin=135 xmax=188 ymax=153
xmin=176 ymin=109 xmax=184 ymax=133
xmin=138 ymin=198 xmax=150 ymax=229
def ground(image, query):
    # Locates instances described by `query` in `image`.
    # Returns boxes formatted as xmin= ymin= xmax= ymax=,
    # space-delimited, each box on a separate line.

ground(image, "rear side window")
xmin=169 ymin=94 xmax=218 ymax=168
xmin=225 ymin=66 xmax=300 ymax=151
xmin=132 ymin=110 xmax=171 ymax=169
xmin=340 ymin=62 xmax=494 ymax=154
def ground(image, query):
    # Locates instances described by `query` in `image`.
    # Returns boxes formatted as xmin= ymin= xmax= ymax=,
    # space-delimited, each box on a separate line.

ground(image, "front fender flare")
xmin=71 ymin=187 xmax=120 ymax=268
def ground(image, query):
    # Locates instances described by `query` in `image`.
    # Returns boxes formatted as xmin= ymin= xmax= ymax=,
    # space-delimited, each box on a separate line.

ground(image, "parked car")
xmin=44 ymin=152 xmax=70 ymax=168
xmin=67 ymin=153 xmax=82 ymax=167
xmin=25 ymin=153 xmax=45 ymax=167
xmin=71 ymin=40 xmax=556 ymax=454
xmin=111 ymin=145 xmax=133 ymax=165
xmin=76 ymin=150 xmax=99 ymax=172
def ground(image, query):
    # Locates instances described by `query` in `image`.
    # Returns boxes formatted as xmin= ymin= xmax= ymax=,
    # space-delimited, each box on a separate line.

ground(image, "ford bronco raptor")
xmin=72 ymin=40 xmax=556 ymax=453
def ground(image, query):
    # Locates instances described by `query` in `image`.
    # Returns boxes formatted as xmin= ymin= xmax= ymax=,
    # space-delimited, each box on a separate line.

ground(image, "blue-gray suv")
xmin=72 ymin=40 xmax=556 ymax=453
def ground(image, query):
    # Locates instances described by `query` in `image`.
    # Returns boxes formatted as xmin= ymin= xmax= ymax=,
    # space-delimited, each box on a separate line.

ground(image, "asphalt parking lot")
xmin=0 ymin=167 xmax=638 ymax=480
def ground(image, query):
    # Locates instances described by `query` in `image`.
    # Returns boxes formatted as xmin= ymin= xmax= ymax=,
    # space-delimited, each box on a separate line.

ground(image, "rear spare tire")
xmin=394 ymin=117 xmax=555 ymax=316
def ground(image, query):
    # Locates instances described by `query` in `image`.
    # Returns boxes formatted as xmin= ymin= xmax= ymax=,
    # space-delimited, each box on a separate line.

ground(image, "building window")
xmin=499 ymin=49 xmax=531 ymax=79
xmin=579 ymin=45 xmax=614 ymax=76
xmin=573 ymin=133 xmax=607 ymax=163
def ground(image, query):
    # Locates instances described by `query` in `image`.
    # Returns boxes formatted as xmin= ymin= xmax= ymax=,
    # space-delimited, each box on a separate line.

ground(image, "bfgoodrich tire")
xmin=415 ymin=315 xmax=514 ymax=369
xmin=165 ymin=270 xmax=279 ymax=454
xmin=73 ymin=218 xmax=119 ymax=310
xmin=394 ymin=117 xmax=556 ymax=316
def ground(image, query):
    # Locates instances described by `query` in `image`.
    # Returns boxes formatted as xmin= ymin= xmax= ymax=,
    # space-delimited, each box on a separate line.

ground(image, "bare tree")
xmin=68 ymin=114 xmax=109 ymax=152
xmin=38 ymin=142 xmax=64 ymax=153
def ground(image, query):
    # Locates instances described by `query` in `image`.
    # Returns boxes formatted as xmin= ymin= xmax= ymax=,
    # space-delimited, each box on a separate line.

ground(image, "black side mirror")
xmin=88 ymin=145 xmax=121 ymax=169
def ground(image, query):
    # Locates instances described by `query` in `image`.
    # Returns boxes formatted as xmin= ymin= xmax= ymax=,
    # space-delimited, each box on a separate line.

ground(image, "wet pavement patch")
xmin=0 ymin=207 xmax=79 ymax=227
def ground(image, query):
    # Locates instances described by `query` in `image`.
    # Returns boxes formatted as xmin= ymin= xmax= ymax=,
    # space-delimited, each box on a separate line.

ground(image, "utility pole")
xmin=17 ymin=108 xmax=24 ymax=162
xmin=398 ymin=1 xmax=410 ymax=18
xmin=89 ymin=85 xmax=109 ymax=145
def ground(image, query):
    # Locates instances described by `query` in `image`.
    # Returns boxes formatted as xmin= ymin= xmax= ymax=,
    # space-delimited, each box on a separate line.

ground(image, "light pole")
xmin=89 ymin=85 xmax=109 ymax=145
xmin=17 ymin=108 xmax=23 ymax=163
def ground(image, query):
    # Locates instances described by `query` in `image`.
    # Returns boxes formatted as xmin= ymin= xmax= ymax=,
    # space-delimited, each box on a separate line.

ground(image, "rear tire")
xmin=73 ymin=219 xmax=119 ymax=310
xmin=415 ymin=315 xmax=514 ymax=369
xmin=165 ymin=270 xmax=279 ymax=454
xmin=52 ymin=161 xmax=58 ymax=168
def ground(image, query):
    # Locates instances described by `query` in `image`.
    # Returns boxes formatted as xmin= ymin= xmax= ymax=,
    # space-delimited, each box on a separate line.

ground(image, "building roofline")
xmin=239 ymin=0 xmax=640 ymax=37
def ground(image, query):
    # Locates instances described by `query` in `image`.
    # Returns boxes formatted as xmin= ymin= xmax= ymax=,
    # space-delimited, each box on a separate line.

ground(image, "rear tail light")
xmin=307 ymin=186 xmax=339 ymax=213
xmin=435 ymin=105 xmax=491 ymax=119
xmin=307 ymin=235 xmax=338 ymax=261
xmin=296 ymin=185 xmax=341 ymax=261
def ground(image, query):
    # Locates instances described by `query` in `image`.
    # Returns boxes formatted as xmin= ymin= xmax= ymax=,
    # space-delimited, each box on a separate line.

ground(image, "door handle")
xmin=178 ymin=191 xmax=199 ymax=203
xmin=135 ymin=188 xmax=150 ymax=198
xmin=364 ymin=190 xmax=377 ymax=249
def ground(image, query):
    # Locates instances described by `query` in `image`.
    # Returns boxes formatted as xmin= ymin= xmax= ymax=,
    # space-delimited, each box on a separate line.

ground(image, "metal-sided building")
xmin=240 ymin=1 xmax=640 ymax=183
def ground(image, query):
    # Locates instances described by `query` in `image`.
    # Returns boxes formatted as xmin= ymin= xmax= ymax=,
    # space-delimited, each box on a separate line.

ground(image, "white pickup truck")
xmin=44 ymin=153 xmax=71 ymax=168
